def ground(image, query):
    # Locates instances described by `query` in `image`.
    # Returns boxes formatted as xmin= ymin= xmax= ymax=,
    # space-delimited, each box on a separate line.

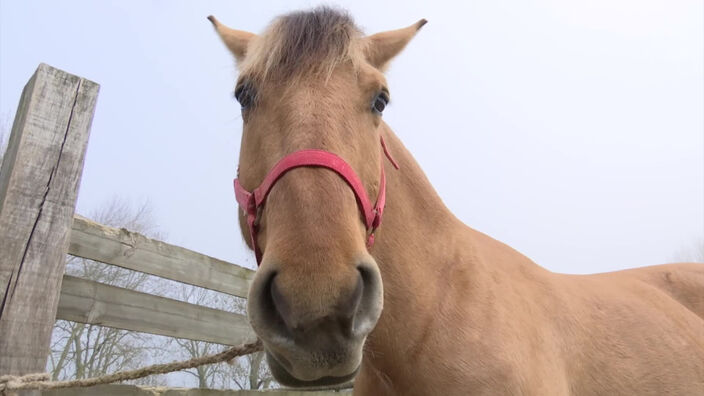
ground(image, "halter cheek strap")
xmin=234 ymin=137 xmax=399 ymax=265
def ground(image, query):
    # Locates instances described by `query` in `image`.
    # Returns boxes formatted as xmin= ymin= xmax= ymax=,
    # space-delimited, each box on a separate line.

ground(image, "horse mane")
xmin=240 ymin=7 xmax=364 ymax=84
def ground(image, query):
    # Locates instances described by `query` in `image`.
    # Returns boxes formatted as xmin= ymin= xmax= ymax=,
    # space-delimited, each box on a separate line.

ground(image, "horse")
xmin=208 ymin=7 xmax=704 ymax=395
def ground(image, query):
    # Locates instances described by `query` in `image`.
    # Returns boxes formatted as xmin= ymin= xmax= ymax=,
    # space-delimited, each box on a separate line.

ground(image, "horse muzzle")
xmin=246 ymin=259 xmax=383 ymax=386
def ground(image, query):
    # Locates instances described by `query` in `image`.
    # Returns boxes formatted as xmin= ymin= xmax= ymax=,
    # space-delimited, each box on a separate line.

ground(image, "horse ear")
xmin=364 ymin=19 xmax=427 ymax=70
xmin=208 ymin=15 xmax=256 ymax=62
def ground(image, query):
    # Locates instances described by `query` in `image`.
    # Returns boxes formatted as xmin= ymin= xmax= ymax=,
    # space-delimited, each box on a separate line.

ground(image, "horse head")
xmin=209 ymin=7 xmax=424 ymax=386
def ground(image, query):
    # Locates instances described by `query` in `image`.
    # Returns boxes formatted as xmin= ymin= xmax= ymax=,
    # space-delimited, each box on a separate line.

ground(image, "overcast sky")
xmin=1 ymin=0 xmax=702 ymax=274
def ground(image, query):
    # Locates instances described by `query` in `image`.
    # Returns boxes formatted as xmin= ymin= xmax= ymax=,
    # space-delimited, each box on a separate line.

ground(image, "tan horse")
xmin=209 ymin=8 xmax=704 ymax=395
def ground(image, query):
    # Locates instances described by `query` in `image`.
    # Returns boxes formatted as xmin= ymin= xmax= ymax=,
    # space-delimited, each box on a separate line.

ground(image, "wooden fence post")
xmin=0 ymin=64 xmax=99 ymax=375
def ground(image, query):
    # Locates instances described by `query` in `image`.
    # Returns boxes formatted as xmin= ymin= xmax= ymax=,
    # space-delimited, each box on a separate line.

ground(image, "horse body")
xmin=358 ymin=128 xmax=704 ymax=394
xmin=209 ymin=8 xmax=704 ymax=394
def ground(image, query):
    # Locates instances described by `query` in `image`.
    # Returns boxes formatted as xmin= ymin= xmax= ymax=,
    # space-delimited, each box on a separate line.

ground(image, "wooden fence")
xmin=0 ymin=64 xmax=351 ymax=395
xmin=62 ymin=215 xmax=256 ymax=346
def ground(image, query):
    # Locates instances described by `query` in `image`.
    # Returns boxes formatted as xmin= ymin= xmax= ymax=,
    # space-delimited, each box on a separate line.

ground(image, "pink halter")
xmin=234 ymin=137 xmax=399 ymax=264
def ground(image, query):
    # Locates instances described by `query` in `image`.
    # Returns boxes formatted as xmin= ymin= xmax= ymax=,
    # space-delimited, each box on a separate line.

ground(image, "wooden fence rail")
xmin=69 ymin=215 xmax=255 ymax=298
xmin=57 ymin=275 xmax=256 ymax=345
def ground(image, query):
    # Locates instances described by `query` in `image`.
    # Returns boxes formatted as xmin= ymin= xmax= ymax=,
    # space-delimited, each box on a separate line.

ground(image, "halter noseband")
xmin=234 ymin=137 xmax=399 ymax=265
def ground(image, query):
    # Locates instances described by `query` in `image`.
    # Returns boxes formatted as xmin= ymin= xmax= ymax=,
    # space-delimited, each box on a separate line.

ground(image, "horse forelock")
xmin=240 ymin=6 xmax=365 ymax=85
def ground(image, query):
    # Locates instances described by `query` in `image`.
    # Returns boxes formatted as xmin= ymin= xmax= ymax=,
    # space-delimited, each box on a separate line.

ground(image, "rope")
xmin=0 ymin=339 xmax=262 ymax=393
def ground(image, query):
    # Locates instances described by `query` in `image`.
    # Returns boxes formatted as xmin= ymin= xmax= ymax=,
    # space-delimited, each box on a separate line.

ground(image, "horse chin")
xmin=265 ymin=350 xmax=360 ymax=387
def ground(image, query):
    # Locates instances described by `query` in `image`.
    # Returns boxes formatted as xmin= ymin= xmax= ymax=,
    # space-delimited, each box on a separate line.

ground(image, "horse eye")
xmin=234 ymin=83 xmax=255 ymax=109
xmin=372 ymin=92 xmax=389 ymax=115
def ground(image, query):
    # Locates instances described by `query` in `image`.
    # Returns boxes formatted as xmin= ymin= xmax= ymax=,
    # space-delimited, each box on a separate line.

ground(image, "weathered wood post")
xmin=0 ymin=64 xmax=99 ymax=376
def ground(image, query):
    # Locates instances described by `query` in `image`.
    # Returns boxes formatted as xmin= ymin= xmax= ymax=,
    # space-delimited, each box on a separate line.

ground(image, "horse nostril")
xmin=249 ymin=270 xmax=294 ymax=340
xmin=270 ymin=275 xmax=296 ymax=333
xmin=353 ymin=263 xmax=383 ymax=336
xmin=338 ymin=272 xmax=364 ymax=336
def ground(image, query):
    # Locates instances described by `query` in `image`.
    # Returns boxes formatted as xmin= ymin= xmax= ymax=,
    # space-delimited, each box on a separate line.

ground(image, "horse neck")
xmin=373 ymin=124 xmax=487 ymax=300
xmin=364 ymin=125 xmax=527 ymax=384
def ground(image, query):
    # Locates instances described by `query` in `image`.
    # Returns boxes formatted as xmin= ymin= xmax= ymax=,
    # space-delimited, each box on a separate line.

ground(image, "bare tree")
xmin=47 ymin=199 xmax=168 ymax=385
xmin=234 ymin=350 xmax=273 ymax=390
xmin=230 ymin=298 xmax=273 ymax=390
xmin=674 ymin=239 xmax=704 ymax=263
xmin=171 ymin=285 xmax=239 ymax=388
xmin=171 ymin=284 xmax=274 ymax=389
